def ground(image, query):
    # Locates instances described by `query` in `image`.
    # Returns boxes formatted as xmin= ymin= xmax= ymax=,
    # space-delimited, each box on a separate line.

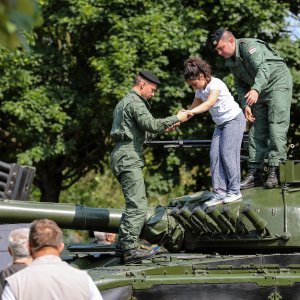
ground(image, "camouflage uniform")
xmin=226 ymin=38 xmax=293 ymax=169
xmin=110 ymin=90 xmax=179 ymax=251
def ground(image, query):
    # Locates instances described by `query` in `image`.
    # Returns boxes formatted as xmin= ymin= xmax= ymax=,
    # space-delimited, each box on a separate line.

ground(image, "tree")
xmin=0 ymin=0 xmax=41 ymax=49
xmin=0 ymin=0 xmax=207 ymax=202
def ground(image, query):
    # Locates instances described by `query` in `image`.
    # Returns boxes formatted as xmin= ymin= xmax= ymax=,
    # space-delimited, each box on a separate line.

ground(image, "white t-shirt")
xmin=195 ymin=77 xmax=241 ymax=125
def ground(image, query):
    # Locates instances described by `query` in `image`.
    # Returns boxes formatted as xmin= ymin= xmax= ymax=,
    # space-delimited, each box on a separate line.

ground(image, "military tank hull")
xmin=1 ymin=160 xmax=300 ymax=299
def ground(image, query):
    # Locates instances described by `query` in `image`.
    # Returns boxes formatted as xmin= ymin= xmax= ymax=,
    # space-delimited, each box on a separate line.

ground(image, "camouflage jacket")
xmin=225 ymin=38 xmax=286 ymax=108
xmin=110 ymin=90 xmax=178 ymax=152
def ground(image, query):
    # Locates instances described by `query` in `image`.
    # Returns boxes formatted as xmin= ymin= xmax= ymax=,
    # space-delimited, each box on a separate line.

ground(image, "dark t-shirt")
xmin=0 ymin=263 xmax=27 ymax=295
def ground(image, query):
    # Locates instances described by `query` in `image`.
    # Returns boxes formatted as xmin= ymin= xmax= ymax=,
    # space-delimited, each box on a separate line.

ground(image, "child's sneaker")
xmin=223 ymin=192 xmax=242 ymax=204
xmin=204 ymin=194 xmax=225 ymax=207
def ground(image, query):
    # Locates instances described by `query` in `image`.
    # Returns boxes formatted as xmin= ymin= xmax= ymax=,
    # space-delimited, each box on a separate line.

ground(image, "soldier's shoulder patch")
xmin=248 ymin=47 xmax=257 ymax=55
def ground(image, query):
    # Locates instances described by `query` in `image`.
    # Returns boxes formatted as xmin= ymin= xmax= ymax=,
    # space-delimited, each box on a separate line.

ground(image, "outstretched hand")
xmin=166 ymin=109 xmax=193 ymax=132
xmin=165 ymin=122 xmax=180 ymax=132
xmin=244 ymin=106 xmax=255 ymax=123
xmin=183 ymin=110 xmax=195 ymax=117
xmin=177 ymin=110 xmax=193 ymax=122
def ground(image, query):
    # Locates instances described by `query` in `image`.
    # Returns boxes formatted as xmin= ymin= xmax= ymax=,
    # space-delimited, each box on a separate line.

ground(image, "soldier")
xmin=110 ymin=70 xmax=188 ymax=263
xmin=211 ymin=28 xmax=292 ymax=189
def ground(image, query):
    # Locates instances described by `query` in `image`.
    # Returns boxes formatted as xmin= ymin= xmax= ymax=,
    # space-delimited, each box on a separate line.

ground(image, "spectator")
xmin=93 ymin=232 xmax=116 ymax=245
xmin=2 ymin=219 xmax=103 ymax=300
xmin=0 ymin=228 xmax=32 ymax=296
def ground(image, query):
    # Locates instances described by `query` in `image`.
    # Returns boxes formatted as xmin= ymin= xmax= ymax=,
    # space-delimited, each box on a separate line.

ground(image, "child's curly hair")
xmin=183 ymin=57 xmax=212 ymax=82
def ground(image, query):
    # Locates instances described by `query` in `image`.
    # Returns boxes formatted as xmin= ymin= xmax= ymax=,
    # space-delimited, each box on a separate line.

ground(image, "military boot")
xmin=265 ymin=166 xmax=279 ymax=189
xmin=240 ymin=168 xmax=263 ymax=190
xmin=121 ymin=248 xmax=154 ymax=264
xmin=115 ymin=243 xmax=155 ymax=264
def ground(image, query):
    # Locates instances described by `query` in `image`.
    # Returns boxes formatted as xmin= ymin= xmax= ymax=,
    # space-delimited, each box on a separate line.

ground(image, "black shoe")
xmin=240 ymin=168 xmax=263 ymax=190
xmin=265 ymin=166 xmax=279 ymax=189
xmin=121 ymin=248 xmax=154 ymax=264
xmin=114 ymin=244 xmax=124 ymax=257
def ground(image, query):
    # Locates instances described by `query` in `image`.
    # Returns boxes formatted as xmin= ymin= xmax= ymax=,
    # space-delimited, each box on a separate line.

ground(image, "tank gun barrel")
xmin=145 ymin=135 xmax=249 ymax=160
xmin=145 ymin=134 xmax=249 ymax=149
xmin=145 ymin=139 xmax=212 ymax=148
xmin=0 ymin=199 xmax=122 ymax=233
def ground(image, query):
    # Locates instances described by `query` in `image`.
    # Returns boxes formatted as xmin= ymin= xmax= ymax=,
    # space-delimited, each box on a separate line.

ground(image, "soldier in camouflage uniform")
xmin=110 ymin=70 xmax=188 ymax=263
xmin=211 ymin=29 xmax=293 ymax=189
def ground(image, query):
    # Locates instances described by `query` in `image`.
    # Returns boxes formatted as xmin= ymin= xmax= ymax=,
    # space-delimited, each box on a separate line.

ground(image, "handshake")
xmin=177 ymin=109 xmax=194 ymax=122
xmin=165 ymin=109 xmax=194 ymax=132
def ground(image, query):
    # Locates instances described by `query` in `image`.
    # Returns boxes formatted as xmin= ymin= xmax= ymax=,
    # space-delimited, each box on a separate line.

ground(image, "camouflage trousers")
xmin=248 ymin=66 xmax=293 ymax=169
xmin=116 ymin=168 xmax=147 ymax=250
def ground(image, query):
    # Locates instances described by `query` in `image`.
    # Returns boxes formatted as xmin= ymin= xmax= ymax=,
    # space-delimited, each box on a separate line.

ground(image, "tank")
xmin=1 ymin=143 xmax=300 ymax=300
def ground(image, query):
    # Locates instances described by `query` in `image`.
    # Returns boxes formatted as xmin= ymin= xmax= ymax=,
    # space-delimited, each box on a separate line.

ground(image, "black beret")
xmin=139 ymin=70 xmax=160 ymax=85
xmin=211 ymin=28 xmax=226 ymax=47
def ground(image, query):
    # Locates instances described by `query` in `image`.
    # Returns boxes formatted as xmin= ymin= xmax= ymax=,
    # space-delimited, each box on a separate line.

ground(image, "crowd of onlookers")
xmin=0 ymin=220 xmax=108 ymax=300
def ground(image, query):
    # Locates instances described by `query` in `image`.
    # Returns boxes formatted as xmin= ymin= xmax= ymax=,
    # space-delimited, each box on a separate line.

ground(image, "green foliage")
xmin=271 ymin=36 xmax=300 ymax=154
xmin=60 ymin=161 xmax=124 ymax=208
xmin=0 ymin=0 xmax=42 ymax=49
xmin=272 ymin=37 xmax=300 ymax=102
xmin=60 ymin=158 xmax=203 ymax=209
xmin=210 ymin=0 xmax=288 ymax=36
